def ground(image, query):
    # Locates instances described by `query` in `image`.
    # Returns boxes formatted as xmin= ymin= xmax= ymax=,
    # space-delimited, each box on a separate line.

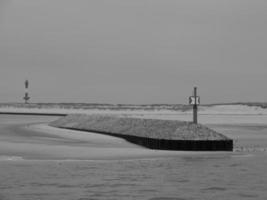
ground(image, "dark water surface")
xmin=0 ymin=154 xmax=267 ymax=200
xmin=0 ymin=115 xmax=266 ymax=200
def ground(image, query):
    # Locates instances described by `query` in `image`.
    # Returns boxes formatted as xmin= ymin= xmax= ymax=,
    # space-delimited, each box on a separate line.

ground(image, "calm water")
xmin=0 ymin=115 xmax=266 ymax=200
xmin=1 ymin=154 xmax=267 ymax=200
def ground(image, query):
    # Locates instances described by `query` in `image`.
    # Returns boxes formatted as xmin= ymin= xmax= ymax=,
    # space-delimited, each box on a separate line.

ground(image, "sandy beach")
xmin=0 ymin=114 xmax=213 ymax=161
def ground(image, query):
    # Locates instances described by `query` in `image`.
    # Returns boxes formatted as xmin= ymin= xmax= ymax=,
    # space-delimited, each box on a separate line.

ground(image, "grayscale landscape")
xmin=0 ymin=104 xmax=267 ymax=199
xmin=0 ymin=1 xmax=267 ymax=200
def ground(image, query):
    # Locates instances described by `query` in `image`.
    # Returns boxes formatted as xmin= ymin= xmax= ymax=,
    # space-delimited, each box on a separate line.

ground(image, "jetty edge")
xmin=50 ymin=114 xmax=233 ymax=151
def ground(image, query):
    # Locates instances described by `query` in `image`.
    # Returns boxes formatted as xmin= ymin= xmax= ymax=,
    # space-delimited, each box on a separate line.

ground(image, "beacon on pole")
xmin=23 ymin=80 xmax=30 ymax=104
xmin=189 ymin=87 xmax=200 ymax=124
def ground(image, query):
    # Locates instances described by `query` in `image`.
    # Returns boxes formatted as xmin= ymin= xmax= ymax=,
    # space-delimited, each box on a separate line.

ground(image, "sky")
xmin=0 ymin=0 xmax=267 ymax=104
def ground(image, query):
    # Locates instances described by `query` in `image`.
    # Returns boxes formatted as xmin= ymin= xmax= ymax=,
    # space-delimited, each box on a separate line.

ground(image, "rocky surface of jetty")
xmin=50 ymin=114 xmax=230 ymax=141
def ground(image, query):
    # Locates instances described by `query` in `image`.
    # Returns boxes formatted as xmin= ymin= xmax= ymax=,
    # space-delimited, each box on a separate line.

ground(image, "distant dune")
xmin=0 ymin=103 xmax=267 ymax=115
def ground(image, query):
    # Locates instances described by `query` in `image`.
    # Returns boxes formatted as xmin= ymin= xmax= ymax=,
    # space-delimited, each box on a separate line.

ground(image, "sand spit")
xmin=50 ymin=114 xmax=233 ymax=151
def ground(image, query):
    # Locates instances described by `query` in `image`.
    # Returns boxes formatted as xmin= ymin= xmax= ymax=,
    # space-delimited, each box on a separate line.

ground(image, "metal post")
xmin=193 ymin=87 xmax=198 ymax=124
xmin=24 ymin=80 xmax=30 ymax=104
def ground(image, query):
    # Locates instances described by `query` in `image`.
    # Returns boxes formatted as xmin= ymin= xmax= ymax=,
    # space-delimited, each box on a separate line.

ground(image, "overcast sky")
xmin=0 ymin=0 xmax=266 ymax=104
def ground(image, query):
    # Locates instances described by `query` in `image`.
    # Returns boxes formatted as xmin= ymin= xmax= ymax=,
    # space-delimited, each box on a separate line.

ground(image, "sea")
xmin=0 ymin=115 xmax=266 ymax=200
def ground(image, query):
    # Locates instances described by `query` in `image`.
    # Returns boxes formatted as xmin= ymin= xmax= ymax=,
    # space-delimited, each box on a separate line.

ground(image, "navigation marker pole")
xmin=189 ymin=87 xmax=200 ymax=124
xmin=23 ymin=80 xmax=30 ymax=104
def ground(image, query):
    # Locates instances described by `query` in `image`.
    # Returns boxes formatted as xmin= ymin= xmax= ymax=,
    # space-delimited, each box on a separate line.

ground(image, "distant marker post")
xmin=189 ymin=87 xmax=200 ymax=124
xmin=23 ymin=80 xmax=30 ymax=104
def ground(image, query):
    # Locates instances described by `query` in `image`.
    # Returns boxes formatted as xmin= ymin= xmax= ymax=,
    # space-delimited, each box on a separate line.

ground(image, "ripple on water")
xmin=84 ymin=183 xmax=106 ymax=188
xmin=202 ymin=187 xmax=227 ymax=192
xmin=0 ymin=156 xmax=24 ymax=161
xmin=0 ymin=194 xmax=8 ymax=200
xmin=149 ymin=197 xmax=193 ymax=200
xmin=229 ymin=163 xmax=242 ymax=167
xmin=176 ymin=179 xmax=189 ymax=183
xmin=238 ymin=193 xmax=259 ymax=198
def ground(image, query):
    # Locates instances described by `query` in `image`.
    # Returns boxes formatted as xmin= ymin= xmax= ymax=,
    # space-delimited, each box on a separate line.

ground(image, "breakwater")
xmin=50 ymin=114 xmax=233 ymax=151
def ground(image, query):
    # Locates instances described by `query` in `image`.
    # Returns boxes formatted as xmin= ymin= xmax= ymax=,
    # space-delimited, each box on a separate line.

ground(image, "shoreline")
xmin=0 ymin=112 xmax=66 ymax=116
xmin=0 ymin=113 xmax=266 ymax=161
xmin=2 ymin=110 xmax=267 ymax=125
xmin=22 ymin=123 xmax=232 ymax=160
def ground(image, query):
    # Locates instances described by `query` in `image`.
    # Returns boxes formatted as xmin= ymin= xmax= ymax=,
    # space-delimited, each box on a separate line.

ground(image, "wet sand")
xmin=0 ymin=115 xmax=211 ymax=161
xmin=209 ymin=124 xmax=267 ymax=152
